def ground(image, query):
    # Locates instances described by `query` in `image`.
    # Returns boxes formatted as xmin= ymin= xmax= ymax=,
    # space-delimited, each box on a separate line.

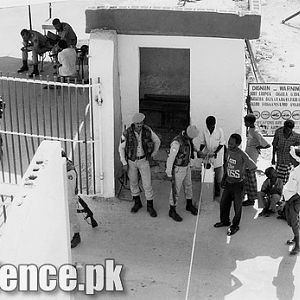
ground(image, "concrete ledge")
xmin=86 ymin=8 xmax=261 ymax=39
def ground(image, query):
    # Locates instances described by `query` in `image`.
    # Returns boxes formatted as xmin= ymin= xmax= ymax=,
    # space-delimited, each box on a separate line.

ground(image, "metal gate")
xmin=0 ymin=73 xmax=97 ymax=195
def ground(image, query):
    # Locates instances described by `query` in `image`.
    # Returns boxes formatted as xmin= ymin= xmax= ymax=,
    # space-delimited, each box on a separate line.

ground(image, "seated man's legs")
xmin=269 ymin=194 xmax=281 ymax=213
xmin=258 ymin=191 xmax=269 ymax=216
xmin=18 ymin=43 xmax=29 ymax=73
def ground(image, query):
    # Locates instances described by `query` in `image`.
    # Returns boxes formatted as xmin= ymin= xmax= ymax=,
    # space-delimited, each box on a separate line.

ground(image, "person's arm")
xmin=59 ymin=24 xmax=70 ymax=41
xmin=165 ymin=141 xmax=179 ymax=177
xmin=198 ymin=130 xmax=206 ymax=155
xmin=118 ymin=133 xmax=127 ymax=168
xmin=150 ymin=130 xmax=161 ymax=157
xmin=244 ymin=151 xmax=257 ymax=171
xmin=246 ymin=95 xmax=253 ymax=113
xmin=272 ymin=131 xmax=279 ymax=165
xmin=254 ymin=130 xmax=271 ymax=152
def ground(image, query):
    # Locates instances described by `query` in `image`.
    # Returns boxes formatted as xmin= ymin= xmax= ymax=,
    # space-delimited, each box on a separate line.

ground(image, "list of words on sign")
xmin=249 ymin=83 xmax=300 ymax=136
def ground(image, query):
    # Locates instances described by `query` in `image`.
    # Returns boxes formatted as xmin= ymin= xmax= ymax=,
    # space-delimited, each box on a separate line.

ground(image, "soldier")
xmin=119 ymin=113 xmax=161 ymax=217
xmin=165 ymin=125 xmax=200 ymax=222
xmin=17 ymin=29 xmax=52 ymax=77
xmin=62 ymin=151 xmax=81 ymax=248
xmin=52 ymin=18 xmax=77 ymax=48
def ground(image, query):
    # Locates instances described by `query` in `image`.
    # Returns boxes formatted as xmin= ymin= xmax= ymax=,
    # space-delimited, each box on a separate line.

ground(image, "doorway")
xmin=139 ymin=47 xmax=190 ymax=147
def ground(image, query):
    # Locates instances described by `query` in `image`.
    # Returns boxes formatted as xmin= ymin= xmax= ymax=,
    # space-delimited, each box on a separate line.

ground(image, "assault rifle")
xmin=77 ymin=196 xmax=98 ymax=228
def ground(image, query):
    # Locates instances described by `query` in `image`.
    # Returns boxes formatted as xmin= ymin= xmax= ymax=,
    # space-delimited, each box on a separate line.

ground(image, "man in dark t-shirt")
xmin=214 ymin=133 xmax=257 ymax=235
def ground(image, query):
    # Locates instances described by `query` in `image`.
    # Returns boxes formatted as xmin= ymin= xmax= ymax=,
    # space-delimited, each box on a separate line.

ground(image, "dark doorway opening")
xmin=139 ymin=48 xmax=190 ymax=147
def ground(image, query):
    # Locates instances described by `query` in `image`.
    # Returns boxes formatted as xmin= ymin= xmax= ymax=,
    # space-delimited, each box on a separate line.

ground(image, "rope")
xmin=184 ymin=154 xmax=210 ymax=300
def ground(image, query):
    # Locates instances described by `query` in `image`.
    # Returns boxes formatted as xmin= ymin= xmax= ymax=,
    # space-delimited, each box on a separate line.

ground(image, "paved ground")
xmin=1 ymin=1 xmax=300 ymax=299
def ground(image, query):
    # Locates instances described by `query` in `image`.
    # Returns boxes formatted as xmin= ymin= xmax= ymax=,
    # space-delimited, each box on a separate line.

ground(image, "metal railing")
xmin=0 ymin=73 xmax=97 ymax=195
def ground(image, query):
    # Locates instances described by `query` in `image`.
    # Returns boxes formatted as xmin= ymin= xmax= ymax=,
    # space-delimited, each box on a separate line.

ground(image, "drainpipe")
xmin=96 ymin=78 xmax=104 ymax=195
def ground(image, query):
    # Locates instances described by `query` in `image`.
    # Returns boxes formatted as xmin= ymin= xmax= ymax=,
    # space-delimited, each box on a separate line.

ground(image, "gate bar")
xmin=27 ymin=79 xmax=35 ymax=154
xmin=0 ymin=75 xmax=11 ymax=183
xmin=13 ymin=79 xmax=23 ymax=175
xmin=21 ymin=79 xmax=31 ymax=164
xmin=6 ymin=75 xmax=17 ymax=183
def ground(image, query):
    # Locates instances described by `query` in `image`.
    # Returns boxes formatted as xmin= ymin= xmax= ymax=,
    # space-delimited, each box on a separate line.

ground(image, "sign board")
xmin=248 ymin=83 xmax=300 ymax=136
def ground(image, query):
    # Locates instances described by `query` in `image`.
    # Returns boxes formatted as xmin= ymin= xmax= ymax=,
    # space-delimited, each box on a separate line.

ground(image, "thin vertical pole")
xmin=0 ymin=74 xmax=11 ymax=183
xmin=75 ymin=79 xmax=82 ymax=193
xmin=48 ymin=76 xmax=53 ymax=137
xmin=7 ymin=75 xmax=17 ymax=183
xmin=14 ymin=78 xmax=23 ymax=176
xmin=91 ymin=79 xmax=97 ymax=194
xmin=35 ymin=76 xmax=41 ymax=145
xmin=84 ymin=82 xmax=89 ymax=194
xmin=28 ymin=5 xmax=32 ymax=31
xmin=21 ymin=78 xmax=30 ymax=164
xmin=61 ymin=77 xmax=67 ymax=152
xmin=49 ymin=3 xmax=52 ymax=19
xmin=68 ymin=78 xmax=74 ymax=161
xmin=55 ymin=77 xmax=60 ymax=139
xmin=27 ymin=78 xmax=35 ymax=154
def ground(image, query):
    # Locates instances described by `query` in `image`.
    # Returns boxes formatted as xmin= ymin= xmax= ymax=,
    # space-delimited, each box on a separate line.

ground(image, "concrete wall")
xmin=89 ymin=32 xmax=245 ymax=197
xmin=118 ymin=34 xmax=245 ymax=142
xmin=89 ymin=30 xmax=121 ymax=198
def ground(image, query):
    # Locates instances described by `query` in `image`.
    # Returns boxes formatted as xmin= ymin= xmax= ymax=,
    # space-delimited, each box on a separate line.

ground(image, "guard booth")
xmin=85 ymin=0 xmax=262 ymax=197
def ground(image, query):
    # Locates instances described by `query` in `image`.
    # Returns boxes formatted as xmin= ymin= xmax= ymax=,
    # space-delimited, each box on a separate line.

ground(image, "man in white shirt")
xmin=283 ymin=146 xmax=300 ymax=255
xmin=198 ymin=116 xmax=225 ymax=198
xmin=119 ymin=113 xmax=161 ymax=217
xmin=57 ymin=40 xmax=77 ymax=78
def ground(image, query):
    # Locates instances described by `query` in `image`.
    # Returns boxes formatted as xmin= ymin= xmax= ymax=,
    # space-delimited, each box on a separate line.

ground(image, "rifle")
xmin=77 ymin=196 xmax=98 ymax=228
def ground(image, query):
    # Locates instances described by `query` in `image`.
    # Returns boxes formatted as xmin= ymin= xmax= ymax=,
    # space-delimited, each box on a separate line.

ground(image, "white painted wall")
xmin=89 ymin=32 xmax=245 ymax=197
xmin=89 ymin=30 xmax=120 ymax=198
xmin=118 ymin=35 xmax=245 ymax=143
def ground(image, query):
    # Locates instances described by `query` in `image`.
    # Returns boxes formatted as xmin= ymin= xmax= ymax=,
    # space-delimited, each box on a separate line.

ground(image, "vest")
xmin=125 ymin=124 xmax=154 ymax=161
xmin=173 ymin=133 xmax=195 ymax=167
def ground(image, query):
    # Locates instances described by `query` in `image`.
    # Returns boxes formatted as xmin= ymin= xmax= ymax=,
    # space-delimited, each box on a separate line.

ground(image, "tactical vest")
xmin=125 ymin=124 xmax=154 ymax=161
xmin=173 ymin=133 xmax=194 ymax=167
xmin=67 ymin=159 xmax=78 ymax=195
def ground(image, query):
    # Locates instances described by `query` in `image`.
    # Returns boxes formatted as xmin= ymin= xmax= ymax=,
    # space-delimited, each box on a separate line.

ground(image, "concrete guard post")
xmin=89 ymin=30 xmax=121 ymax=198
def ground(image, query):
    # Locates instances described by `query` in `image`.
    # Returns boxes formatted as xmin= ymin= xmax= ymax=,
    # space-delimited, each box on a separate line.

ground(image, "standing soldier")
xmin=62 ymin=151 xmax=81 ymax=248
xmin=165 ymin=125 xmax=200 ymax=222
xmin=119 ymin=113 xmax=161 ymax=217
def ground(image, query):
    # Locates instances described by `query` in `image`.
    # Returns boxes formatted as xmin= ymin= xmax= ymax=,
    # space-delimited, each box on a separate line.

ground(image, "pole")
xmin=49 ymin=3 xmax=52 ymax=19
xmin=28 ymin=5 xmax=32 ymax=30
xmin=282 ymin=11 xmax=300 ymax=24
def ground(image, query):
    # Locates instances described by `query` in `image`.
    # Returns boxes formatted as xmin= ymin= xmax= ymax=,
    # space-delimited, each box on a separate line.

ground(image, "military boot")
xmin=29 ymin=64 xmax=39 ymax=78
xmin=17 ymin=60 xmax=29 ymax=73
xmin=186 ymin=199 xmax=198 ymax=215
xmin=169 ymin=205 xmax=182 ymax=222
xmin=71 ymin=232 xmax=81 ymax=248
xmin=131 ymin=195 xmax=142 ymax=213
xmin=147 ymin=200 xmax=157 ymax=217
xmin=290 ymin=235 xmax=300 ymax=255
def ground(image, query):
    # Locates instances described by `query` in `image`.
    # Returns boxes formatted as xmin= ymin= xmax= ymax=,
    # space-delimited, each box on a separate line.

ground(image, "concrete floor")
xmin=72 ymin=155 xmax=300 ymax=299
